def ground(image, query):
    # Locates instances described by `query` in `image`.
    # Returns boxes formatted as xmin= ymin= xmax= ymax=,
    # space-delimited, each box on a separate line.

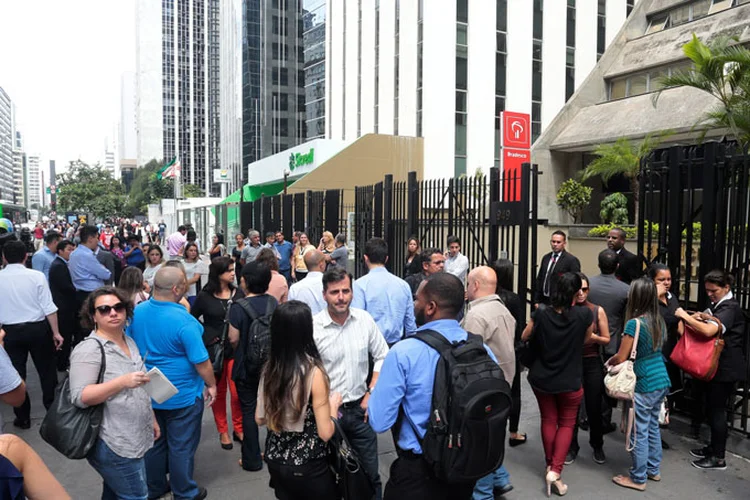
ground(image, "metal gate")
xmin=354 ymin=165 xmax=539 ymax=319
xmin=638 ymin=142 xmax=750 ymax=436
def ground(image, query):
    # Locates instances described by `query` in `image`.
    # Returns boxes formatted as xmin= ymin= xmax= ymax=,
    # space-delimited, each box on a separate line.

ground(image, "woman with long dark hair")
xmin=491 ymin=259 xmax=527 ymax=447
xmin=522 ymin=273 xmax=593 ymax=497
xmin=256 ymin=300 xmax=342 ymax=499
xmin=609 ymin=278 xmax=670 ymax=491
xmin=109 ymin=235 xmax=127 ymax=285
xmin=183 ymin=242 xmax=208 ymax=307
xmin=676 ymin=270 xmax=745 ymax=470
xmin=209 ymin=234 xmax=226 ymax=260
xmin=191 ymin=256 xmax=244 ymax=450
xmin=404 ymin=236 xmax=422 ymax=277
xmin=142 ymin=245 xmax=165 ymax=289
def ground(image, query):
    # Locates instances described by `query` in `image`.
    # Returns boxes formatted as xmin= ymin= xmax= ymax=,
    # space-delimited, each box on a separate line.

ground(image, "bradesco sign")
xmin=500 ymin=111 xmax=531 ymax=202
xmin=288 ymin=148 xmax=314 ymax=172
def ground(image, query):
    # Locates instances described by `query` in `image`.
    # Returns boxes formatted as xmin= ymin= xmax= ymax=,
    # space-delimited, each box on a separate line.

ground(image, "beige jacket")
xmin=462 ymin=294 xmax=517 ymax=384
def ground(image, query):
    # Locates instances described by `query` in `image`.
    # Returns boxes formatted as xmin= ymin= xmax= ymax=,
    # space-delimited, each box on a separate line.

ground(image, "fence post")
xmin=637 ymin=155 xmax=647 ymax=266
xmin=667 ymin=146 xmax=683 ymax=291
xmin=699 ymin=143 xmax=718 ymax=309
xmin=518 ymin=163 xmax=531 ymax=317
xmin=407 ymin=171 xmax=418 ymax=239
xmin=383 ymin=174 xmax=394 ymax=272
xmin=374 ymin=182 xmax=383 ymax=238
xmin=488 ymin=168 xmax=500 ymax=264
xmin=324 ymin=189 xmax=340 ymax=234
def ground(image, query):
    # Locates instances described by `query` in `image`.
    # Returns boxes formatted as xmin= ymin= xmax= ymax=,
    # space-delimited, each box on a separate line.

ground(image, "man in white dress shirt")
xmin=444 ymin=235 xmax=469 ymax=285
xmin=313 ymin=267 xmax=389 ymax=499
xmin=0 ymin=241 xmax=64 ymax=429
xmin=288 ymin=249 xmax=327 ymax=314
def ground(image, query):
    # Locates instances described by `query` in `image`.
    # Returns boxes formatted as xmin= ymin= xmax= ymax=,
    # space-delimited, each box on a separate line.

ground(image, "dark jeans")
xmin=340 ymin=404 xmax=381 ymax=500
xmin=55 ymin=313 xmax=77 ymax=371
xmin=74 ymin=291 xmax=92 ymax=347
xmin=570 ymin=356 xmax=605 ymax=453
xmin=3 ymin=321 xmax=58 ymax=422
xmin=267 ymin=458 xmax=338 ymax=500
xmin=279 ymin=268 xmax=292 ymax=285
xmin=704 ymin=380 xmax=735 ymax=460
xmin=145 ymin=397 xmax=204 ymax=499
xmin=87 ymin=439 xmax=148 ymax=500
xmin=509 ymin=356 xmax=522 ymax=433
xmin=384 ymin=452 xmax=475 ymax=500
xmin=236 ymin=377 xmax=262 ymax=470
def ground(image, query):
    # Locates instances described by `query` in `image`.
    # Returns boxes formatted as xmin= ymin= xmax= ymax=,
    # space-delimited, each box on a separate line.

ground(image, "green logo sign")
xmin=288 ymin=148 xmax=315 ymax=171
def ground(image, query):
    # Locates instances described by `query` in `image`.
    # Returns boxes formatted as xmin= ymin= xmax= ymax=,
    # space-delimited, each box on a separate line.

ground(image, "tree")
xmin=580 ymin=134 xmax=664 ymax=223
xmin=655 ymin=34 xmax=750 ymax=148
xmin=600 ymin=193 xmax=629 ymax=225
xmin=56 ymin=160 xmax=127 ymax=219
xmin=125 ymin=159 xmax=205 ymax=215
xmin=556 ymin=179 xmax=592 ymax=224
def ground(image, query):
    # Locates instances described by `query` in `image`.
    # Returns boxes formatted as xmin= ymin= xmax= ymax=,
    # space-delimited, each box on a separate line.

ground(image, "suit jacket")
xmin=587 ymin=273 xmax=630 ymax=355
xmin=534 ymin=250 xmax=581 ymax=304
xmin=96 ymin=249 xmax=116 ymax=286
xmin=49 ymin=257 xmax=77 ymax=328
xmin=615 ymin=247 xmax=643 ymax=284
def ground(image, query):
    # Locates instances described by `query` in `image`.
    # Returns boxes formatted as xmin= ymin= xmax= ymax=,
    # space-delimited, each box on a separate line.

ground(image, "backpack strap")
xmin=236 ymin=298 xmax=260 ymax=321
xmin=412 ymin=329 xmax=455 ymax=356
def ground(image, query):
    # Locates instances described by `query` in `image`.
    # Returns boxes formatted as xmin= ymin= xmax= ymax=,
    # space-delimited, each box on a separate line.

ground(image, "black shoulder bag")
xmin=39 ymin=338 xmax=106 ymax=459
xmin=328 ymin=418 xmax=375 ymax=500
xmin=207 ymin=293 xmax=235 ymax=380
xmin=517 ymin=304 xmax=544 ymax=369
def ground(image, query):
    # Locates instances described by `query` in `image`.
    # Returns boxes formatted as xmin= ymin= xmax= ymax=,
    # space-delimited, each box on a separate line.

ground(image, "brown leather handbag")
xmin=670 ymin=314 xmax=724 ymax=381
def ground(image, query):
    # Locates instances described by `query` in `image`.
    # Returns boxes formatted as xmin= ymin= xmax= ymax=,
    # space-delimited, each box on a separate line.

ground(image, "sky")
xmin=0 ymin=0 xmax=136 ymax=175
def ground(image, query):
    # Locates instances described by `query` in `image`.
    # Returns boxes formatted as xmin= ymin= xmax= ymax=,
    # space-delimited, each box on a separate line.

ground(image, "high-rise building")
xmin=303 ymin=0 xmax=326 ymax=141
xmin=327 ymin=0 xmax=638 ymax=179
xmin=26 ymin=155 xmax=41 ymax=207
xmin=136 ymin=0 xmax=222 ymax=196
xmin=12 ymin=129 xmax=25 ymax=206
xmin=104 ymin=144 xmax=116 ymax=178
xmin=0 ymin=87 xmax=14 ymax=204
xmin=219 ymin=0 xmax=243 ymax=194
xmin=119 ymin=72 xmax=137 ymax=164
xmin=241 ymin=0 xmax=307 ymax=183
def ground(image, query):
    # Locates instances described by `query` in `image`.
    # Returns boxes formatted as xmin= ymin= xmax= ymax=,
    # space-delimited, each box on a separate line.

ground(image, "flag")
xmin=157 ymin=157 xmax=181 ymax=180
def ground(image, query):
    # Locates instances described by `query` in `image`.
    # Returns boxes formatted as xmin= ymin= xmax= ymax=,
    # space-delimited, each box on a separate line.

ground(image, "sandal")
xmin=509 ymin=433 xmax=527 ymax=447
xmin=612 ymin=475 xmax=646 ymax=491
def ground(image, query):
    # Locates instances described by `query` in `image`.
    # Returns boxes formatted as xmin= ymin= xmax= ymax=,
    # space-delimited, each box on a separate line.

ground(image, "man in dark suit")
xmin=607 ymin=228 xmax=642 ymax=284
xmin=48 ymin=239 xmax=77 ymax=371
xmin=534 ymin=230 xmax=581 ymax=306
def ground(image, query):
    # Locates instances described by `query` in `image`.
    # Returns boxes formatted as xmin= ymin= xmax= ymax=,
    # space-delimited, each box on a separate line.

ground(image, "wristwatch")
xmin=365 ymin=386 xmax=373 ymax=394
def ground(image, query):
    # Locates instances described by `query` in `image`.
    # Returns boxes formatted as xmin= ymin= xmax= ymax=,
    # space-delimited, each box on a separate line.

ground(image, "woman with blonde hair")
xmin=318 ymin=231 xmax=335 ymax=255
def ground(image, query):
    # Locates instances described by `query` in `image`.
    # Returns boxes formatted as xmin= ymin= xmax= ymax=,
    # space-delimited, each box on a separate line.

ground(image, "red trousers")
xmin=533 ymin=387 xmax=583 ymax=474
xmin=212 ymin=358 xmax=243 ymax=435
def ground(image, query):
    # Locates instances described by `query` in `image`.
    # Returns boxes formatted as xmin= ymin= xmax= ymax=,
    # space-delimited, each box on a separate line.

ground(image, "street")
xmin=3 ymin=361 xmax=749 ymax=499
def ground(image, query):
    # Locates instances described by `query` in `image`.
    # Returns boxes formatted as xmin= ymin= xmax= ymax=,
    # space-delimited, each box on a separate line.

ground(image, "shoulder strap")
xmin=629 ymin=318 xmax=641 ymax=361
xmin=86 ymin=337 xmax=107 ymax=384
xmin=413 ymin=329 xmax=454 ymax=356
xmin=237 ymin=298 xmax=260 ymax=321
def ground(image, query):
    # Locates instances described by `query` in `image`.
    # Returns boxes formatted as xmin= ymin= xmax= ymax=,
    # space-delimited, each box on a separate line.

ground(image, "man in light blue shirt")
xmin=368 ymin=273 xmax=497 ymax=499
xmin=274 ymin=231 xmax=294 ymax=283
xmin=31 ymin=231 xmax=62 ymax=280
xmin=352 ymin=238 xmax=416 ymax=346
xmin=69 ymin=225 xmax=111 ymax=293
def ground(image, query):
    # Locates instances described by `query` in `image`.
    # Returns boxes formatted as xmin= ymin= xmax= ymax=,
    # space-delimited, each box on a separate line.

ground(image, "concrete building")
xmin=533 ymin=0 xmax=750 ymax=223
xmin=12 ymin=129 xmax=25 ymax=206
xmin=104 ymin=145 xmax=116 ymax=179
xmin=219 ymin=0 xmax=243 ymax=194
xmin=120 ymin=158 xmax=138 ymax=192
xmin=26 ymin=154 xmax=41 ymax=207
xmin=0 ymin=87 xmax=14 ymax=204
xmin=326 ymin=0 xmax=637 ymax=180
xmin=303 ymin=0 xmax=326 ymax=141
xmin=119 ymin=71 xmax=137 ymax=164
xmin=136 ymin=0 xmax=222 ymax=196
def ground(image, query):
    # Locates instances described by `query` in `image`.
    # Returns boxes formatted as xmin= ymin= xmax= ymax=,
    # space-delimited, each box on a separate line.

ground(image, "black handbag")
xmin=516 ymin=304 xmax=544 ymax=369
xmin=39 ymin=338 xmax=106 ymax=459
xmin=207 ymin=294 xmax=235 ymax=379
xmin=328 ymin=418 xmax=375 ymax=500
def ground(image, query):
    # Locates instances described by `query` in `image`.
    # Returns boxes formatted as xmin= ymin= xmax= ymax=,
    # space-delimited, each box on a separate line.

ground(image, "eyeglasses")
xmin=95 ymin=303 xmax=126 ymax=315
xmin=580 ymin=287 xmax=590 ymax=292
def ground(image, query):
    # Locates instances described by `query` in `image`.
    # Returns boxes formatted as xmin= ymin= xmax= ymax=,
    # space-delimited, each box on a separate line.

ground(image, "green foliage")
xmin=600 ymin=193 xmax=629 ymax=225
xmin=587 ymin=221 xmax=702 ymax=240
xmin=588 ymin=224 xmax=638 ymax=239
xmin=125 ymin=160 xmax=204 ymax=215
xmin=655 ymin=34 xmax=750 ymax=148
xmin=57 ymin=161 xmax=127 ymax=219
xmin=556 ymin=179 xmax=592 ymax=223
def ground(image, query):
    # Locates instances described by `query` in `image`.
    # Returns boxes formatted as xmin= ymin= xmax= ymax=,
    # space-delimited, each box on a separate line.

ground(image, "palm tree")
xmin=654 ymin=34 xmax=750 ymax=149
xmin=580 ymin=134 xmax=664 ymax=224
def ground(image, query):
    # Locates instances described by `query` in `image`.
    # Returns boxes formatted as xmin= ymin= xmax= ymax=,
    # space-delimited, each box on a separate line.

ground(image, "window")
xmin=456 ymin=46 xmax=468 ymax=90
xmin=456 ymin=91 xmax=467 ymax=112
xmin=645 ymin=14 xmax=667 ymax=34
xmin=457 ymin=24 xmax=468 ymax=45
xmin=565 ymin=48 xmax=575 ymax=101
xmin=610 ymin=78 xmax=626 ymax=99
xmin=496 ymin=1 xmax=507 ymax=32
xmin=566 ymin=0 xmax=576 ymax=48
xmin=709 ymin=0 xmax=733 ymax=14
xmin=627 ymin=0 xmax=635 ymax=16
xmin=533 ymin=0 xmax=543 ymax=39
xmin=607 ymin=60 xmax=695 ymax=100
xmin=455 ymin=157 xmax=467 ymax=177
xmin=455 ymin=113 xmax=467 ymax=156
xmin=457 ymin=0 xmax=468 ymax=23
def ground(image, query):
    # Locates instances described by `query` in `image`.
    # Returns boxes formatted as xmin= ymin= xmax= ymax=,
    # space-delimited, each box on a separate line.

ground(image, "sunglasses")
xmin=95 ymin=303 xmax=126 ymax=315
xmin=580 ymin=287 xmax=590 ymax=292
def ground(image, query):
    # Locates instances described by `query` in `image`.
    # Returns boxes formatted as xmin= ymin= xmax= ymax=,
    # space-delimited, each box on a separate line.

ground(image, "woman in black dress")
xmin=404 ymin=236 xmax=422 ymax=277
xmin=231 ymin=233 xmax=246 ymax=279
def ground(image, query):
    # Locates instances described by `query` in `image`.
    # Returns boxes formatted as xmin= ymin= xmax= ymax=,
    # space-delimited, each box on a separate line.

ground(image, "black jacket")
xmin=709 ymin=297 xmax=747 ymax=383
xmin=534 ymin=250 xmax=581 ymax=305
xmin=49 ymin=257 xmax=77 ymax=328
xmin=614 ymin=247 xmax=643 ymax=284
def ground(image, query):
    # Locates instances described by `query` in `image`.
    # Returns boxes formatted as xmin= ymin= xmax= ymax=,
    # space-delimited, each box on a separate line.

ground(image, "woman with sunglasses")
xmin=69 ymin=287 xmax=159 ymax=500
xmin=566 ymin=272 xmax=610 ymax=466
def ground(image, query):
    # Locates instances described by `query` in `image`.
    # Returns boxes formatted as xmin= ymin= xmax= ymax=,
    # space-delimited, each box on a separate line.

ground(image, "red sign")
xmin=501 ymin=111 xmax=531 ymax=149
xmin=503 ymin=148 xmax=530 ymax=202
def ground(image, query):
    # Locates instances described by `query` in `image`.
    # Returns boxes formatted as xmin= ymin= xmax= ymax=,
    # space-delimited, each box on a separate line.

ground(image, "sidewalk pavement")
xmin=2 ymin=362 xmax=748 ymax=499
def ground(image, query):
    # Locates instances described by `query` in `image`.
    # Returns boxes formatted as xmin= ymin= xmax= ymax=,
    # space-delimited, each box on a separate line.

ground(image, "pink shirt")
xmin=268 ymin=271 xmax=288 ymax=304
xmin=166 ymin=232 xmax=186 ymax=257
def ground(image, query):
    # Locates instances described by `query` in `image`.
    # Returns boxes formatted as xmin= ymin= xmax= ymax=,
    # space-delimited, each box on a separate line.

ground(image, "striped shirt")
xmin=624 ymin=318 xmax=671 ymax=394
xmin=313 ymin=307 xmax=389 ymax=404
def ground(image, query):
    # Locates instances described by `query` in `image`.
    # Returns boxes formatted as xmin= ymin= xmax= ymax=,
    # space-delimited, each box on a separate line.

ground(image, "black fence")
xmin=354 ymin=165 xmax=540 ymax=318
xmin=638 ymin=142 xmax=750 ymax=436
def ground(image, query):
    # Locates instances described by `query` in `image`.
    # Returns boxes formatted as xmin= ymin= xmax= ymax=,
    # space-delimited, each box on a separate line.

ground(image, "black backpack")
xmin=401 ymin=329 xmax=512 ymax=483
xmin=231 ymin=296 xmax=277 ymax=382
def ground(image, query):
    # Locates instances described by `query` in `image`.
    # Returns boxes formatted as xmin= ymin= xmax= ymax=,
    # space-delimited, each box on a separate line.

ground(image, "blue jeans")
xmin=87 ymin=439 xmax=148 ymax=500
xmin=146 ymin=397 xmax=204 ymax=499
xmin=630 ymin=388 xmax=668 ymax=484
xmin=472 ymin=465 xmax=511 ymax=500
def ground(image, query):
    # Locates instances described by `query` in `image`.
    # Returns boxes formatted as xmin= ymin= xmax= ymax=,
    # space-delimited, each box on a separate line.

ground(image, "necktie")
xmin=543 ymin=253 xmax=559 ymax=297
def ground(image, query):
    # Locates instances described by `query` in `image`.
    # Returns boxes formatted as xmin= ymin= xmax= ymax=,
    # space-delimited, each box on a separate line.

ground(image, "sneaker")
xmin=493 ymin=484 xmax=514 ymax=496
xmin=193 ymin=487 xmax=208 ymax=500
xmin=565 ymin=450 xmax=578 ymax=465
xmin=691 ymin=457 xmax=727 ymax=470
xmin=661 ymin=439 xmax=670 ymax=450
xmin=593 ymin=448 xmax=607 ymax=464
xmin=690 ymin=447 xmax=710 ymax=459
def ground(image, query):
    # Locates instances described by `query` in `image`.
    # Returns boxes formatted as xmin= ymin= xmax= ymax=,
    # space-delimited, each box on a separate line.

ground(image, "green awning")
xmin=218 ymin=179 xmax=293 ymax=205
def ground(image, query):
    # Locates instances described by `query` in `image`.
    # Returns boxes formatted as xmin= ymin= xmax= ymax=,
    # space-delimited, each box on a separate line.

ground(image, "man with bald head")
xmin=287 ymin=248 xmax=327 ymax=314
xmin=462 ymin=266 xmax=516 ymax=497
xmin=128 ymin=266 xmax=217 ymax=500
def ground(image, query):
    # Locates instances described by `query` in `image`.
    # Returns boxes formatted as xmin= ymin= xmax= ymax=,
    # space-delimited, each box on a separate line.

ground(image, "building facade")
xmin=12 ymin=129 xmax=25 ymax=206
xmin=241 ymin=0 xmax=307 ymax=184
xmin=0 ymin=87 xmax=14 ymax=204
xmin=303 ymin=0 xmax=326 ymax=140
xmin=25 ymin=154 xmax=41 ymax=207
xmin=119 ymin=71 xmax=137 ymax=164
xmin=219 ymin=0 xmax=243 ymax=193
xmin=326 ymin=0 xmax=637 ymax=179
xmin=136 ymin=0 xmax=222 ymax=196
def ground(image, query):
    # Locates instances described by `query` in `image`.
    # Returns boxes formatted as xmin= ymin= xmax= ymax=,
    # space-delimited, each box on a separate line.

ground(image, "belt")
xmin=4 ymin=320 xmax=46 ymax=328
xmin=341 ymin=396 xmax=364 ymax=409
xmin=396 ymin=448 xmax=421 ymax=460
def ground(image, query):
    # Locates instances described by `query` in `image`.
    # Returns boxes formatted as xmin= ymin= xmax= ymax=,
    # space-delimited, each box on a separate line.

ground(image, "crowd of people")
xmin=0 ymin=219 xmax=746 ymax=499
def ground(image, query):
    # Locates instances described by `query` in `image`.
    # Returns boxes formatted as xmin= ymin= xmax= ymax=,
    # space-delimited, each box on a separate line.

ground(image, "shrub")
xmin=556 ymin=179 xmax=592 ymax=223
xmin=587 ymin=223 xmax=637 ymax=239
xmin=600 ymin=193 xmax=629 ymax=225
